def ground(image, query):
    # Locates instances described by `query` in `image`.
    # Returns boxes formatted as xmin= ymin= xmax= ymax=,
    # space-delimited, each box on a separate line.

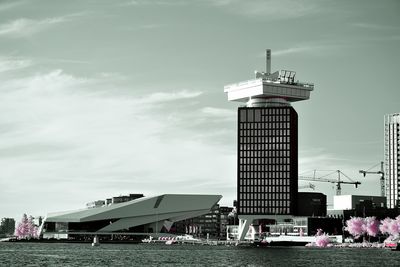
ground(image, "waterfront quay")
xmin=2 ymin=242 xmax=400 ymax=267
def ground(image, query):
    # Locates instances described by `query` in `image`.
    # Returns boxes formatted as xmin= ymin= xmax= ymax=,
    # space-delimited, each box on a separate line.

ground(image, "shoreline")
xmin=2 ymin=238 xmax=399 ymax=250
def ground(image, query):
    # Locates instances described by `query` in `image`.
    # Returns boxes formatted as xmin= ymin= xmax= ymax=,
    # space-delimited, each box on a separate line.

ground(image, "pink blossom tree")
xmin=14 ymin=214 xmax=28 ymax=239
xmin=363 ymin=217 xmax=380 ymax=237
xmin=28 ymin=216 xmax=36 ymax=237
xmin=345 ymin=217 xmax=365 ymax=239
xmin=388 ymin=216 xmax=400 ymax=238
xmin=379 ymin=217 xmax=392 ymax=235
xmin=315 ymin=233 xmax=330 ymax=247
xmin=14 ymin=222 xmax=24 ymax=238
xmin=14 ymin=214 xmax=38 ymax=239
xmin=380 ymin=216 xmax=400 ymax=239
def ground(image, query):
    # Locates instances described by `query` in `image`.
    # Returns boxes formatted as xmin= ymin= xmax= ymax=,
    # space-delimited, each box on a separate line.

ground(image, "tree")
xmin=315 ymin=233 xmax=330 ymax=247
xmin=14 ymin=214 xmax=38 ymax=239
xmin=345 ymin=217 xmax=365 ymax=239
xmin=0 ymin=218 xmax=16 ymax=236
xmin=380 ymin=216 xmax=400 ymax=239
xmin=363 ymin=217 xmax=379 ymax=237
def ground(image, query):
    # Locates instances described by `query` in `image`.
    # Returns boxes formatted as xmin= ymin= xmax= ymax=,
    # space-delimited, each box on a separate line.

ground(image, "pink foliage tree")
xmin=28 ymin=216 xmax=37 ymax=237
xmin=14 ymin=223 xmax=23 ymax=237
xmin=315 ymin=233 xmax=330 ymax=247
xmin=388 ymin=216 xmax=400 ymax=238
xmin=380 ymin=216 xmax=400 ymax=239
xmin=379 ymin=217 xmax=392 ymax=235
xmin=363 ymin=217 xmax=380 ymax=237
xmin=345 ymin=217 xmax=366 ymax=239
xmin=14 ymin=214 xmax=38 ymax=239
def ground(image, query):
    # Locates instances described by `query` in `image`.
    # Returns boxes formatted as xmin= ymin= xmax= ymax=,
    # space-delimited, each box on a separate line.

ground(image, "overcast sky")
xmin=0 ymin=0 xmax=399 ymax=219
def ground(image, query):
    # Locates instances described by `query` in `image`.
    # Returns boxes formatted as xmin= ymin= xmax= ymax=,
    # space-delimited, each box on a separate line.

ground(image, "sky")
xmin=0 ymin=0 xmax=399 ymax=220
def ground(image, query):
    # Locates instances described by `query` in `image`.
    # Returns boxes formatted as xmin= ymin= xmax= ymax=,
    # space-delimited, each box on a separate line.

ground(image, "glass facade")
xmin=237 ymin=107 xmax=298 ymax=215
xmin=385 ymin=113 xmax=400 ymax=208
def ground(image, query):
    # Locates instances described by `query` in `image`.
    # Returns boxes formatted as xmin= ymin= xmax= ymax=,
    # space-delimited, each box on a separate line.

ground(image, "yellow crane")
xmin=299 ymin=170 xmax=361 ymax=195
xmin=298 ymin=183 xmax=316 ymax=190
xmin=359 ymin=161 xmax=385 ymax=197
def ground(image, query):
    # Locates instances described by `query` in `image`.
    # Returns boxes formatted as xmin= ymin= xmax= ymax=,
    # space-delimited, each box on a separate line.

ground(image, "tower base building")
xmin=224 ymin=50 xmax=314 ymax=240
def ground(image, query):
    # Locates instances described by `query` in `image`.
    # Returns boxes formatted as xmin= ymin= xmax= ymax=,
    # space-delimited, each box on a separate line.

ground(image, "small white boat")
xmin=165 ymin=240 xmax=176 ymax=245
xmin=92 ymin=235 xmax=100 ymax=246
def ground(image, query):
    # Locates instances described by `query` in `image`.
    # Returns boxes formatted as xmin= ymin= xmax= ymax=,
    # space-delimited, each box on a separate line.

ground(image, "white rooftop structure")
xmin=224 ymin=49 xmax=314 ymax=107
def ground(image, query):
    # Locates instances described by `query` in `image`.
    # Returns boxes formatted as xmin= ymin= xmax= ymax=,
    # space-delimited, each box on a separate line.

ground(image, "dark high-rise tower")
xmin=237 ymin=106 xmax=298 ymax=216
xmin=224 ymin=49 xmax=314 ymax=240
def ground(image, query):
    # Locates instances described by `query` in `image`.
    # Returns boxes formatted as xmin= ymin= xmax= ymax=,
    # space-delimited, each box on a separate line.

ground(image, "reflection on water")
xmin=0 ymin=242 xmax=399 ymax=266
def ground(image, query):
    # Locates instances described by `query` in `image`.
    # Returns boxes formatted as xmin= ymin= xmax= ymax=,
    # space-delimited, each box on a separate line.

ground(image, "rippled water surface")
xmin=1 ymin=242 xmax=400 ymax=266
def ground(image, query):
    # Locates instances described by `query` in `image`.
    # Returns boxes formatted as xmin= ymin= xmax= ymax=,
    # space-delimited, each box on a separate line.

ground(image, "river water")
xmin=0 ymin=242 xmax=399 ymax=266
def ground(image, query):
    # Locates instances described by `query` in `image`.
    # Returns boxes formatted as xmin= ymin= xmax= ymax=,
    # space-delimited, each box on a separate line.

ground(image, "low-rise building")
xmin=42 ymin=194 xmax=222 ymax=240
xmin=333 ymin=195 xmax=386 ymax=210
xmin=297 ymin=192 xmax=327 ymax=217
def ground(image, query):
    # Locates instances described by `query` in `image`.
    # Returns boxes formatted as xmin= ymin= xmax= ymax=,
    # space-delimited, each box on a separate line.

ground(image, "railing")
xmin=225 ymin=78 xmax=314 ymax=90
xmin=224 ymin=79 xmax=262 ymax=90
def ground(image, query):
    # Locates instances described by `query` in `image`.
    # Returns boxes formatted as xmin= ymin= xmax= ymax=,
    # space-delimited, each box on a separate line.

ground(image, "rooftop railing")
xmin=224 ymin=78 xmax=314 ymax=90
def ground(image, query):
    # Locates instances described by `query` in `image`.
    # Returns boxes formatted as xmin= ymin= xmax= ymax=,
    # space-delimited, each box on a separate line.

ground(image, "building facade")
xmin=42 ymin=194 xmax=222 ymax=240
xmin=173 ymin=205 xmax=236 ymax=240
xmin=297 ymin=192 xmax=327 ymax=217
xmin=237 ymin=106 xmax=298 ymax=215
xmin=385 ymin=113 xmax=400 ymax=208
xmin=333 ymin=195 xmax=386 ymax=211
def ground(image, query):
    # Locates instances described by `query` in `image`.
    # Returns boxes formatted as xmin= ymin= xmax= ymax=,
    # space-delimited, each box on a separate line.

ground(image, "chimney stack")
xmin=266 ymin=49 xmax=271 ymax=75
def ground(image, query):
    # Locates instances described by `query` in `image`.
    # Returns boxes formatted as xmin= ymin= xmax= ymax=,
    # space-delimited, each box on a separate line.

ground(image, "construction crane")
xmin=298 ymin=183 xmax=315 ymax=190
xmin=359 ymin=161 xmax=385 ymax=197
xmin=299 ymin=170 xmax=361 ymax=195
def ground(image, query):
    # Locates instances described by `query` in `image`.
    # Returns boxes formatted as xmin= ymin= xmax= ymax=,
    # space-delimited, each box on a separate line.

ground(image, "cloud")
xmin=39 ymin=58 xmax=91 ymax=65
xmin=0 ymin=17 xmax=65 ymax=37
xmin=352 ymin=22 xmax=398 ymax=30
xmin=209 ymin=0 xmax=320 ymax=20
xmin=137 ymin=90 xmax=202 ymax=104
xmin=138 ymin=24 xmax=164 ymax=29
xmin=209 ymin=0 xmax=235 ymax=6
xmin=120 ymin=0 xmax=188 ymax=7
xmin=0 ymin=57 xmax=32 ymax=73
xmin=272 ymin=44 xmax=336 ymax=57
xmin=0 ymin=0 xmax=25 ymax=12
xmin=270 ymin=41 xmax=347 ymax=57
xmin=273 ymin=46 xmax=317 ymax=56
xmin=0 ymin=13 xmax=85 ymax=37
xmin=0 ymin=68 xmax=234 ymax=218
xmin=201 ymin=107 xmax=236 ymax=119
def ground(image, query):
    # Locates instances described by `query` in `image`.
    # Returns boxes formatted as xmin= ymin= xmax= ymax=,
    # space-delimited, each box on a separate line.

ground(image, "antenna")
xmin=266 ymin=49 xmax=271 ymax=74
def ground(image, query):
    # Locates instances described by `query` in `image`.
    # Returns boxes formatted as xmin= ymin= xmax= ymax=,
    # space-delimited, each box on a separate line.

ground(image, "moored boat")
xmin=91 ymin=235 xmax=100 ymax=247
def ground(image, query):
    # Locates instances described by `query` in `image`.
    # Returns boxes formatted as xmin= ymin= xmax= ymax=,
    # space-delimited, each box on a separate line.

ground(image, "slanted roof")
xmin=45 ymin=194 xmax=222 ymax=227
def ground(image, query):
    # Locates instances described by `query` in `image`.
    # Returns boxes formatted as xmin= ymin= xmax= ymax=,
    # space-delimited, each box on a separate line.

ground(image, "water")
xmin=0 ymin=242 xmax=399 ymax=266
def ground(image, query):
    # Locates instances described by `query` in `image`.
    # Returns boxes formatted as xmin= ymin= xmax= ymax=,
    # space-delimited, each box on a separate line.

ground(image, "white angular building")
xmin=41 ymin=194 xmax=222 ymax=239
xmin=385 ymin=113 xmax=400 ymax=208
